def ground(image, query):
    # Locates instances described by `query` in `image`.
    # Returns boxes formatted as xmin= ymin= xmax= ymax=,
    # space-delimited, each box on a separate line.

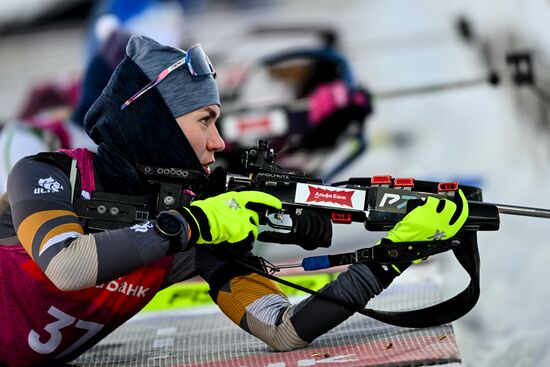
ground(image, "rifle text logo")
xmin=295 ymin=183 xmax=365 ymax=210
xmin=378 ymin=192 xmax=423 ymax=209
xmin=307 ymin=186 xmax=354 ymax=207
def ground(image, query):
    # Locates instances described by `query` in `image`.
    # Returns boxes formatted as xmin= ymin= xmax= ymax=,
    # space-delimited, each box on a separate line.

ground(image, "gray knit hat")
xmin=126 ymin=35 xmax=220 ymax=118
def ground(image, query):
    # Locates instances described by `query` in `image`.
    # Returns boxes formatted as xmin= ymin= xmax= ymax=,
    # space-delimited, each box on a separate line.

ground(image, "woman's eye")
xmin=199 ymin=117 xmax=210 ymax=126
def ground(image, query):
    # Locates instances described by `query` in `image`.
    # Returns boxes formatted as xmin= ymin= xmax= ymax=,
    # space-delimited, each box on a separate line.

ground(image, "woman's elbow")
xmin=44 ymin=260 xmax=96 ymax=291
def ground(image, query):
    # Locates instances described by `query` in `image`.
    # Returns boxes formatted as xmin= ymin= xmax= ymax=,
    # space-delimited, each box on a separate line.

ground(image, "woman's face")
xmin=176 ymin=104 xmax=224 ymax=175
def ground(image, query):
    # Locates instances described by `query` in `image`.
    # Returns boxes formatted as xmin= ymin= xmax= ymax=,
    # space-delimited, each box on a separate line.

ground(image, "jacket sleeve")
xmin=7 ymin=156 xmax=177 ymax=290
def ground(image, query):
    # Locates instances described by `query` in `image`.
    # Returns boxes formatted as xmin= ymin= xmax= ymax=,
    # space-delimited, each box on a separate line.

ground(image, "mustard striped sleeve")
xmin=17 ymin=209 xmax=83 ymax=260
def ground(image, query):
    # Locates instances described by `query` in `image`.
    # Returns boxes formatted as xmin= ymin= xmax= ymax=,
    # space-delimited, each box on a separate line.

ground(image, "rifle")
xmin=225 ymin=139 xmax=549 ymax=267
xmin=215 ymin=139 xmax=550 ymax=327
xmin=59 ymin=139 xmax=550 ymax=327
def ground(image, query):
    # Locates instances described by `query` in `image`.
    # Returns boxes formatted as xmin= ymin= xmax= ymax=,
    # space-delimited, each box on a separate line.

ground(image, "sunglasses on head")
xmin=120 ymin=44 xmax=216 ymax=110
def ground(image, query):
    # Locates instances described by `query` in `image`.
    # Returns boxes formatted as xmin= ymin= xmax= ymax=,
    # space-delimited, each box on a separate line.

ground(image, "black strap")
xmin=231 ymin=231 xmax=480 ymax=328
xmin=361 ymin=232 xmax=480 ymax=327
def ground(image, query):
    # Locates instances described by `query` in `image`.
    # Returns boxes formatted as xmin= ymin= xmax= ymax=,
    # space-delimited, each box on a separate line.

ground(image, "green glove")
xmin=176 ymin=191 xmax=282 ymax=247
xmin=383 ymin=189 xmax=469 ymax=272
xmin=387 ymin=189 xmax=469 ymax=243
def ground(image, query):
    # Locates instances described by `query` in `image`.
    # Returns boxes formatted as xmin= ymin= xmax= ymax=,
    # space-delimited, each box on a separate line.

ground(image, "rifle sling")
xmin=230 ymin=233 xmax=480 ymax=328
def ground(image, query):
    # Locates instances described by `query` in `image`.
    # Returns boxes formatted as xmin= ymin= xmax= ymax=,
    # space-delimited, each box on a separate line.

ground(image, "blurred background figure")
xmin=213 ymin=25 xmax=373 ymax=181
xmin=0 ymin=0 xmax=191 ymax=193
xmin=84 ymin=0 xmax=188 ymax=60
xmin=0 ymin=27 xmax=128 ymax=193
xmin=0 ymin=73 xmax=86 ymax=193
xmin=0 ymin=3 xmax=373 ymax=192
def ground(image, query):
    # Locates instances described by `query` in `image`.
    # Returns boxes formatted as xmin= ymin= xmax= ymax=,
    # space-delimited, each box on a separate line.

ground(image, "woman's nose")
xmin=208 ymin=125 xmax=225 ymax=152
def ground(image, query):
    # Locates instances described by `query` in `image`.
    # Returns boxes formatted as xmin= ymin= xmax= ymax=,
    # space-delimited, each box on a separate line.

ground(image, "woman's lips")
xmin=202 ymin=165 xmax=211 ymax=175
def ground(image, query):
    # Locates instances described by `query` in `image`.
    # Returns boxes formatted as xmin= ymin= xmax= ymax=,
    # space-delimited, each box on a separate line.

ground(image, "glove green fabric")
xmin=387 ymin=189 xmax=468 ymax=243
xmin=383 ymin=189 xmax=469 ymax=272
xmin=178 ymin=191 xmax=282 ymax=246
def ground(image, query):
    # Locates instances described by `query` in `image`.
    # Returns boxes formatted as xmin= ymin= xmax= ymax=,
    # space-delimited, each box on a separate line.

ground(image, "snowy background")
xmin=2 ymin=1 xmax=550 ymax=366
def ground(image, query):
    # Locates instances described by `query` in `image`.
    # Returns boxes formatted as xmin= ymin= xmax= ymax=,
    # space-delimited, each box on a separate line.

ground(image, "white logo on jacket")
xmin=131 ymin=221 xmax=153 ymax=233
xmin=34 ymin=176 xmax=63 ymax=194
xmin=96 ymin=278 xmax=150 ymax=297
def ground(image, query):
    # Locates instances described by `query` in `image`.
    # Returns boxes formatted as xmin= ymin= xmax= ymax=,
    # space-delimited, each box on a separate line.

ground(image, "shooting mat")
xmin=73 ymin=269 xmax=461 ymax=367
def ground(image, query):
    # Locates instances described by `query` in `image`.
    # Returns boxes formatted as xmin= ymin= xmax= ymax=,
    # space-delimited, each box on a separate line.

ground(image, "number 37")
xmin=28 ymin=306 xmax=104 ymax=359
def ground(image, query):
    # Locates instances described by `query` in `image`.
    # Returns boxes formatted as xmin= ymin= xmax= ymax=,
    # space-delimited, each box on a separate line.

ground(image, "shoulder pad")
xmin=34 ymin=152 xmax=75 ymax=177
xmin=34 ymin=152 xmax=79 ymax=203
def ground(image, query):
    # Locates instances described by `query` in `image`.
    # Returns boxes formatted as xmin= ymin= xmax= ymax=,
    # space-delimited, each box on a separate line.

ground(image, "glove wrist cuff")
xmin=174 ymin=207 xmax=201 ymax=245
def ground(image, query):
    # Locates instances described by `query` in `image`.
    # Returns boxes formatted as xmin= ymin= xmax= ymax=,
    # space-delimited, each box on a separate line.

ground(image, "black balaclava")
xmin=84 ymin=36 xmax=220 ymax=194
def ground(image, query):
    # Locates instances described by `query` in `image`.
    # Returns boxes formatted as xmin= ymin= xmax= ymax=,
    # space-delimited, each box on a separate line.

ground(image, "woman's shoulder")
xmin=11 ymin=153 xmax=68 ymax=176
xmin=8 ymin=154 xmax=72 ymax=197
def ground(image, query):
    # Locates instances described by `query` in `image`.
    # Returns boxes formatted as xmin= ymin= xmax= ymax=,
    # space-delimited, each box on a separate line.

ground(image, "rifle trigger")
xmin=265 ymin=215 xmax=293 ymax=231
